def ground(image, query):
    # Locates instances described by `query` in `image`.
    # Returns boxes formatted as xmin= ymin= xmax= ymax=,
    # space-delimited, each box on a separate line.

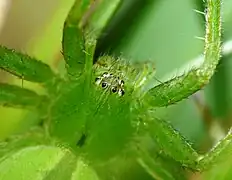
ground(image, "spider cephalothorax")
xmin=95 ymin=72 xmax=125 ymax=96
xmin=93 ymin=55 xmax=157 ymax=100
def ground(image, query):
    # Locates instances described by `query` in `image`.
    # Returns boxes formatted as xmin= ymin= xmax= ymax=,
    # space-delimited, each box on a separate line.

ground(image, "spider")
xmin=0 ymin=0 xmax=223 ymax=178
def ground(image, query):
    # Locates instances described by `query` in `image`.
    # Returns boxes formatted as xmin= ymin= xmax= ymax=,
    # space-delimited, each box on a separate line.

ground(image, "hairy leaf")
xmin=0 ymin=146 xmax=65 ymax=180
xmin=43 ymin=152 xmax=77 ymax=180
xmin=0 ymin=127 xmax=50 ymax=160
xmin=72 ymin=159 xmax=99 ymax=180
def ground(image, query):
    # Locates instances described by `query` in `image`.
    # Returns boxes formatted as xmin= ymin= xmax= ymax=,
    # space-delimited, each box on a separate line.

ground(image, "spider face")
xmin=95 ymin=72 xmax=125 ymax=96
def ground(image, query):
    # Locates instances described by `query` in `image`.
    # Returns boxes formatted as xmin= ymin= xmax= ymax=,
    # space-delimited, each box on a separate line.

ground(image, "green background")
xmin=0 ymin=0 xmax=232 ymax=169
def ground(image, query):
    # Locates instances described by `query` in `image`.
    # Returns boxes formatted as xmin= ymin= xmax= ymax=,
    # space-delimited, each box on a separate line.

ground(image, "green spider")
xmin=0 ymin=0 xmax=224 ymax=178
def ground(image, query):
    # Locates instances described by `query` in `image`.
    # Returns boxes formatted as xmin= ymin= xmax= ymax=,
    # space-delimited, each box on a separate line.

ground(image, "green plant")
xmin=0 ymin=0 xmax=228 ymax=179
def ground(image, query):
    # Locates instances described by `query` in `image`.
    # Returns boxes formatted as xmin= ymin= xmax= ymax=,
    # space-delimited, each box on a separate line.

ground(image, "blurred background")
xmin=0 ymin=0 xmax=232 ymax=162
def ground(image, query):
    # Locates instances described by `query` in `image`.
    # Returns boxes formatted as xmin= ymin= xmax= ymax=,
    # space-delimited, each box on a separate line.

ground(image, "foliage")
xmin=0 ymin=0 xmax=231 ymax=179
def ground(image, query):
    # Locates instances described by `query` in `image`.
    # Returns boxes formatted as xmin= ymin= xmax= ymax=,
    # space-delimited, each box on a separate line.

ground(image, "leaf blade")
xmin=0 ymin=146 xmax=65 ymax=180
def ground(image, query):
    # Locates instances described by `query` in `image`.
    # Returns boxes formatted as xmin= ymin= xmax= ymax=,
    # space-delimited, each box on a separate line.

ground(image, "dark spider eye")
xmin=118 ymin=89 xmax=125 ymax=96
xmin=103 ymin=72 xmax=110 ymax=78
xmin=95 ymin=77 xmax=102 ymax=85
xmin=95 ymin=77 xmax=100 ymax=82
xmin=101 ymin=82 xmax=108 ymax=88
xmin=120 ymin=80 xmax=125 ymax=85
xmin=111 ymin=86 xmax=118 ymax=93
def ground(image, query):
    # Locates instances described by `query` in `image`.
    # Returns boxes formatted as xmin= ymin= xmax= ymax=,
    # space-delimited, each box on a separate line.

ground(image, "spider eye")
xmin=101 ymin=82 xmax=108 ymax=88
xmin=95 ymin=77 xmax=100 ymax=82
xmin=120 ymin=80 xmax=125 ymax=86
xmin=95 ymin=77 xmax=102 ymax=85
xmin=103 ymin=72 xmax=112 ymax=78
xmin=111 ymin=86 xmax=118 ymax=93
xmin=118 ymin=89 xmax=125 ymax=96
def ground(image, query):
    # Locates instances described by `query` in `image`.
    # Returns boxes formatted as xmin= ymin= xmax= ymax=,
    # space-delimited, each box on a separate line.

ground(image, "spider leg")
xmin=143 ymin=0 xmax=221 ymax=107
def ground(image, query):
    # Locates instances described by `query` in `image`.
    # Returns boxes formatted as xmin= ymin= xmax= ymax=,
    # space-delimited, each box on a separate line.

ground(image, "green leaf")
xmin=0 ymin=46 xmax=56 ymax=84
xmin=0 ymin=83 xmax=48 ymax=110
xmin=43 ymin=151 xmax=77 ymax=180
xmin=143 ymin=0 xmax=222 ymax=107
xmin=0 ymin=127 xmax=50 ymax=160
xmin=72 ymin=159 xmax=99 ymax=180
xmin=0 ymin=146 xmax=65 ymax=180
